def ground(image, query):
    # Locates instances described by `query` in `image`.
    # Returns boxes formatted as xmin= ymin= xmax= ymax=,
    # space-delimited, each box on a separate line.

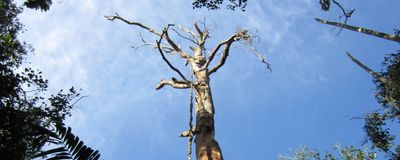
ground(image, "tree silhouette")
xmin=0 ymin=0 xmax=99 ymax=159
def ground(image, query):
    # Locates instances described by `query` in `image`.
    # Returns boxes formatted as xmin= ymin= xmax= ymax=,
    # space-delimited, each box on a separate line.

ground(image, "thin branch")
xmin=70 ymin=95 xmax=89 ymax=107
xmin=332 ymin=0 xmax=354 ymax=24
xmin=105 ymin=13 xmax=162 ymax=36
xmin=315 ymin=18 xmax=400 ymax=42
xmin=171 ymin=28 xmax=198 ymax=45
xmin=346 ymin=52 xmax=387 ymax=83
xmin=157 ymin=29 xmax=188 ymax=81
xmin=130 ymin=43 xmax=176 ymax=54
xmin=155 ymin=79 xmax=191 ymax=90
xmin=350 ymin=116 xmax=366 ymax=120
xmin=130 ymin=43 xmax=151 ymax=50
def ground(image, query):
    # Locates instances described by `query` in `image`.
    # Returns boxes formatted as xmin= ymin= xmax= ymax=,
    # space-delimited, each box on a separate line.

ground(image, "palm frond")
xmin=34 ymin=124 xmax=101 ymax=160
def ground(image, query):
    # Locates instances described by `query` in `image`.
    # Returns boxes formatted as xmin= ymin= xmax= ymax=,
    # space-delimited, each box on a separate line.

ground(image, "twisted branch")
xmin=157 ymin=28 xmax=188 ymax=81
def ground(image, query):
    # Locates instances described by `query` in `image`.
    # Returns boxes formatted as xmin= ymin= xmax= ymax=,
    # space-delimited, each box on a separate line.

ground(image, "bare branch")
xmin=70 ymin=95 xmax=89 ymax=107
xmin=105 ymin=13 xmax=162 ymax=36
xmin=346 ymin=52 xmax=387 ymax=83
xmin=164 ymin=29 xmax=191 ymax=59
xmin=350 ymin=116 xmax=366 ymax=120
xmin=194 ymin=21 xmax=209 ymax=48
xmin=194 ymin=22 xmax=203 ymax=37
xmin=208 ymin=38 xmax=236 ymax=75
xmin=207 ymin=30 xmax=270 ymax=75
xmin=155 ymin=79 xmax=191 ymax=90
xmin=205 ymin=34 xmax=238 ymax=69
xmin=315 ymin=18 xmax=400 ymax=42
xmin=157 ymin=30 xmax=188 ymax=81
xmin=177 ymin=24 xmax=199 ymax=39
xmin=246 ymin=43 xmax=271 ymax=71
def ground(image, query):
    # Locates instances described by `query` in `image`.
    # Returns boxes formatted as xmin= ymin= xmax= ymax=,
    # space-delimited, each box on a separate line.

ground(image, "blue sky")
xmin=18 ymin=0 xmax=400 ymax=159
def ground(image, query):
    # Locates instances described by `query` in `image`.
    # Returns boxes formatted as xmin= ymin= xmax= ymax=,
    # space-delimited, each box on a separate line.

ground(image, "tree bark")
xmin=191 ymin=52 xmax=223 ymax=160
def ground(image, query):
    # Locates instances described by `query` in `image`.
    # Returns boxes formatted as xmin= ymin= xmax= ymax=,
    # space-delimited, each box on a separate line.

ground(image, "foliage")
xmin=24 ymin=0 xmax=53 ymax=11
xmin=363 ymin=51 xmax=400 ymax=159
xmin=0 ymin=0 xmax=83 ymax=159
xmin=279 ymin=145 xmax=377 ymax=160
xmin=34 ymin=124 xmax=101 ymax=160
xmin=319 ymin=0 xmax=331 ymax=11
xmin=192 ymin=0 xmax=247 ymax=11
xmin=375 ymin=52 xmax=400 ymax=115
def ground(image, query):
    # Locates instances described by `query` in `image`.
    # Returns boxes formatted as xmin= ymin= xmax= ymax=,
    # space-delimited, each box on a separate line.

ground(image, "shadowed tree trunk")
xmin=105 ymin=13 xmax=268 ymax=160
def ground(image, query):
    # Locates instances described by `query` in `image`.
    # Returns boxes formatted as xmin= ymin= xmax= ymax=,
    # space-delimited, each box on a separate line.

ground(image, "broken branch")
xmin=315 ymin=18 xmax=400 ymax=42
xmin=155 ymin=79 xmax=191 ymax=90
xmin=346 ymin=52 xmax=387 ymax=83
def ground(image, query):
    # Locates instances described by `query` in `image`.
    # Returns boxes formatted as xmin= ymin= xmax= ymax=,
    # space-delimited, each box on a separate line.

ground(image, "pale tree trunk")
xmin=105 ymin=14 xmax=268 ymax=160
xmin=191 ymin=52 xmax=222 ymax=160
xmin=315 ymin=18 xmax=400 ymax=43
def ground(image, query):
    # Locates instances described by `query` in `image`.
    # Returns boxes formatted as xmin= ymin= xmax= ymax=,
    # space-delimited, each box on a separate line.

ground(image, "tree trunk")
xmin=191 ymin=54 xmax=223 ymax=160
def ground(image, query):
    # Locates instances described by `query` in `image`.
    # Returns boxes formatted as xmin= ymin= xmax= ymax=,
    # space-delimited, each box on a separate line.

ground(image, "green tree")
xmin=0 ymin=0 xmax=100 ymax=159
xmin=279 ymin=145 xmax=377 ymax=160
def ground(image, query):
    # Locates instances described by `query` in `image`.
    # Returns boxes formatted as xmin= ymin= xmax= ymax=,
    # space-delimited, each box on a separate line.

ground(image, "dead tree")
xmin=105 ymin=13 xmax=268 ymax=160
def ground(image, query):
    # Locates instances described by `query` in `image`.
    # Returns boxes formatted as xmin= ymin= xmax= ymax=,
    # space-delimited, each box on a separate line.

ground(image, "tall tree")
xmin=105 ymin=13 xmax=268 ymax=160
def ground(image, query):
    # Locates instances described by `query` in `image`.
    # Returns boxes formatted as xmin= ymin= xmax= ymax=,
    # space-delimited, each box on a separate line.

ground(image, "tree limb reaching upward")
xmin=205 ymin=34 xmax=238 ymax=69
xmin=207 ymin=35 xmax=239 ymax=75
xmin=105 ymin=13 xmax=191 ymax=59
xmin=315 ymin=18 xmax=400 ymax=42
xmin=105 ymin=13 xmax=162 ymax=36
xmin=346 ymin=52 xmax=387 ymax=84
